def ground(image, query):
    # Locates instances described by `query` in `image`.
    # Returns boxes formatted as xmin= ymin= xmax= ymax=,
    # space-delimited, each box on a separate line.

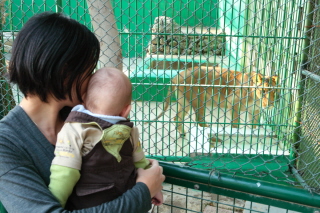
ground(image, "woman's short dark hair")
xmin=8 ymin=12 xmax=100 ymax=102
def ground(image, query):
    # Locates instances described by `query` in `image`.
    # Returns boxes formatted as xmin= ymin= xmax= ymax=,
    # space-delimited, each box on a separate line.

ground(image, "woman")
xmin=0 ymin=12 xmax=165 ymax=212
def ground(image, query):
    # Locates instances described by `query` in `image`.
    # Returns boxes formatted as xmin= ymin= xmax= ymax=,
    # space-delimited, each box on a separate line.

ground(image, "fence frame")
xmin=1 ymin=0 xmax=320 ymax=212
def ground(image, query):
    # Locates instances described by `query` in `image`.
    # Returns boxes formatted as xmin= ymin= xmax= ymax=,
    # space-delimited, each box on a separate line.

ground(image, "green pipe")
xmin=302 ymin=70 xmax=320 ymax=82
xmin=56 ymin=0 xmax=62 ymax=13
xmin=119 ymin=31 xmax=304 ymax=39
xmin=141 ymin=119 xmax=289 ymax=127
xmin=160 ymin=161 xmax=320 ymax=208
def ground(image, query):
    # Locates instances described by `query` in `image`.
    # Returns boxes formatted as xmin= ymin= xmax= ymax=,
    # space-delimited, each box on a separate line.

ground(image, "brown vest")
xmin=64 ymin=111 xmax=137 ymax=210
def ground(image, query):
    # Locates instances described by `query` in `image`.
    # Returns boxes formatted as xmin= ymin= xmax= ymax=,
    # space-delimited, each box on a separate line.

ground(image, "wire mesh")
xmin=154 ymin=183 xmax=302 ymax=213
xmin=1 ymin=0 xmax=320 ymax=212
xmin=298 ymin=0 xmax=320 ymax=195
xmin=129 ymin=0 xmax=312 ymax=193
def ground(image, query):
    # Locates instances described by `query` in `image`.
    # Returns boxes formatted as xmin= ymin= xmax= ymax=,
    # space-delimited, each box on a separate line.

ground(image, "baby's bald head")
xmin=85 ymin=67 xmax=132 ymax=116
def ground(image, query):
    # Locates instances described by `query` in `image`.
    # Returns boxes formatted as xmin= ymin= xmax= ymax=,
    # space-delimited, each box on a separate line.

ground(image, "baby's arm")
xmin=49 ymin=122 xmax=102 ymax=207
xmin=48 ymin=123 xmax=84 ymax=207
xmin=49 ymin=165 xmax=80 ymax=207
xmin=134 ymin=155 xmax=151 ymax=169
xmin=131 ymin=127 xmax=151 ymax=169
xmin=131 ymin=127 xmax=164 ymax=205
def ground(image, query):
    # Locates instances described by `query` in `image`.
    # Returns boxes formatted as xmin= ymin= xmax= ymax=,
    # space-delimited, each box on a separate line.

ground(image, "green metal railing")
xmin=161 ymin=162 xmax=320 ymax=212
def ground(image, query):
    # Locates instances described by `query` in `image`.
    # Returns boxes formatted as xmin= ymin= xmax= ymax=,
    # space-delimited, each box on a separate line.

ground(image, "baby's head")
xmin=84 ymin=68 xmax=132 ymax=117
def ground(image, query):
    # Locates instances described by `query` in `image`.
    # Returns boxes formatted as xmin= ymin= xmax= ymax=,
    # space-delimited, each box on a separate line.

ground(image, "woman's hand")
xmin=136 ymin=159 xmax=165 ymax=198
xmin=152 ymin=191 xmax=164 ymax=206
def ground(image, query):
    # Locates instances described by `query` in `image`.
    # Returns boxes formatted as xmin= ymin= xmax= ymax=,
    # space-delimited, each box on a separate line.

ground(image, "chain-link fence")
xmin=1 ymin=0 xmax=320 ymax=212
xmin=299 ymin=0 xmax=320 ymax=196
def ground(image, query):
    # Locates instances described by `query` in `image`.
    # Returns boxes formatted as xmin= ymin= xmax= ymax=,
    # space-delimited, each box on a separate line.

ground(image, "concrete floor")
xmin=148 ymin=183 xmax=300 ymax=213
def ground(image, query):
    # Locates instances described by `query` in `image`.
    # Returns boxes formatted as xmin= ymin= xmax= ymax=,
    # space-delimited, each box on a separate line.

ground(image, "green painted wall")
xmin=114 ymin=0 xmax=219 ymax=57
xmin=4 ymin=0 xmax=91 ymax=30
xmin=4 ymin=0 xmax=218 ymax=58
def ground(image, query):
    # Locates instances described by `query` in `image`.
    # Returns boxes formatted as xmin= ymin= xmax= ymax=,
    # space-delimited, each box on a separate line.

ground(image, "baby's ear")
xmin=120 ymin=104 xmax=132 ymax=118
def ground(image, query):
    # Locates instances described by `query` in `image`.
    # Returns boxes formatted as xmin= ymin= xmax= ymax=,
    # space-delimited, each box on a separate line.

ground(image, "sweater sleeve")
xmin=0 ymin=162 xmax=152 ymax=213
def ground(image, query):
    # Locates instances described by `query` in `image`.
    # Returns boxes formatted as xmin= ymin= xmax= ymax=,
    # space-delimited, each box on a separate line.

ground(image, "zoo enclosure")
xmin=1 ymin=0 xmax=320 ymax=212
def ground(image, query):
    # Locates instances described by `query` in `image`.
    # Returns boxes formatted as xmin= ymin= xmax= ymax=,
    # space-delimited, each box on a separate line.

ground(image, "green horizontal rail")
xmin=151 ymin=154 xmax=292 ymax=175
xmin=302 ymin=69 xmax=320 ymax=82
xmin=160 ymin=161 xmax=320 ymax=211
xmin=131 ymin=82 xmax=299 ymax=90
xmin=140 ymin=120 xmax=291 ymax=127
xmin=120 ymin=32 xmax=305 ymax=39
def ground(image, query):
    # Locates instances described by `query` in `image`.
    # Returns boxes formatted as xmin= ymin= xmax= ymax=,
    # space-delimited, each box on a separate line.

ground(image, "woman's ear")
xmin=120 ymin=104 xmax=132 ymax=118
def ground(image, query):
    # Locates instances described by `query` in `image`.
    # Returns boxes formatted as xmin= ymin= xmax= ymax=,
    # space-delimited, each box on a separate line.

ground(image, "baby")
xmin=49 ymin=67 xmax=163 ymax=210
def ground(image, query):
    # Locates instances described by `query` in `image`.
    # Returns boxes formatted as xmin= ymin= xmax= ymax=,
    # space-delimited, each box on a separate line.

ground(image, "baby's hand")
xmin=151 ymin=191 xmax=163 ymax=206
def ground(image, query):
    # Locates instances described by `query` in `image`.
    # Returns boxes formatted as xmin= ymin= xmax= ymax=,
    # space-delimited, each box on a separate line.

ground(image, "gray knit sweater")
xmin=0 ymin=106 xmax=151 ymax=213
